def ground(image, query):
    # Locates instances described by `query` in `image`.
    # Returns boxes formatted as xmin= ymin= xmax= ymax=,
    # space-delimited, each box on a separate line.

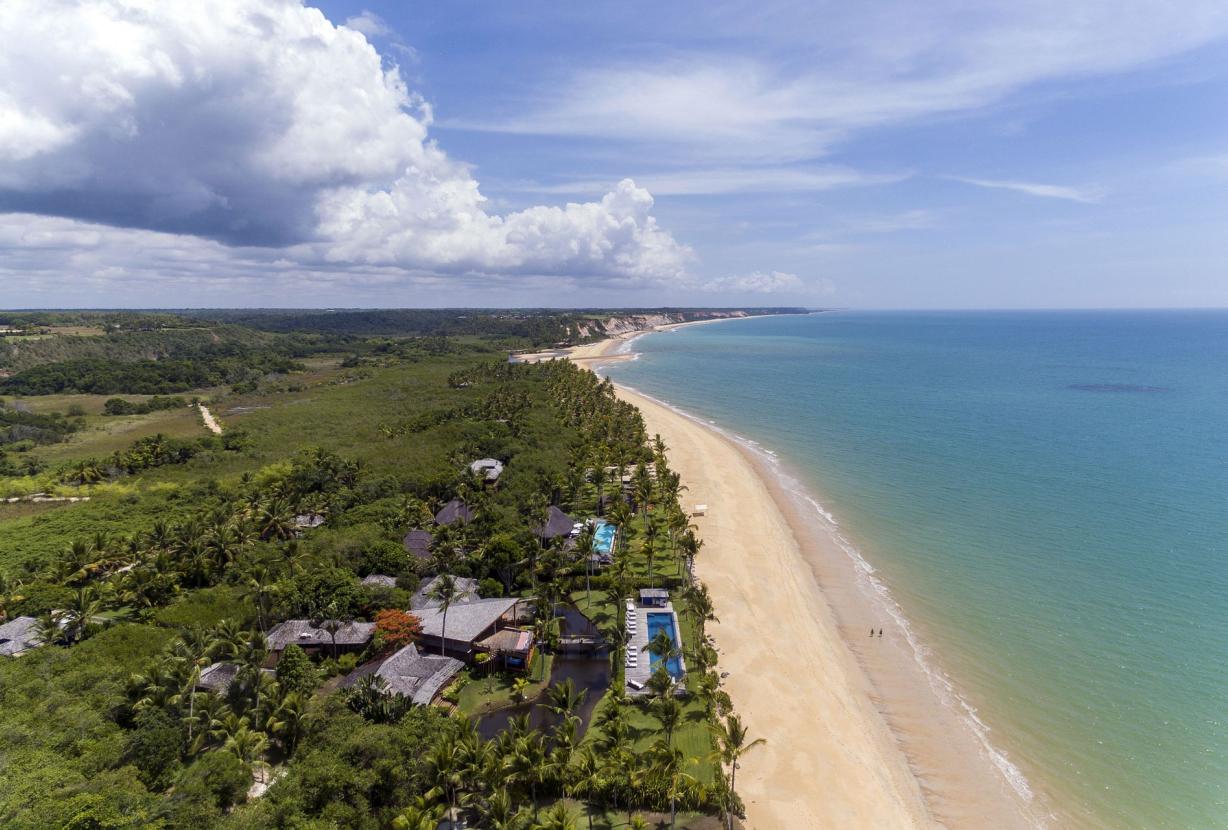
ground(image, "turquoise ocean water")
xmin=603 ymin=311 xmax=1228 ymax=830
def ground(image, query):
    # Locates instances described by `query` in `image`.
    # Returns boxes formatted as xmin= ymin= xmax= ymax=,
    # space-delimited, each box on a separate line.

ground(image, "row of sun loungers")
xmin=625 ymin=645 xmax=639 ymax=669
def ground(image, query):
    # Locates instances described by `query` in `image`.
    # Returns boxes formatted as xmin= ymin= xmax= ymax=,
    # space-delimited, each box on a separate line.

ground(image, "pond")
xmin=474 ymin=657 xmax=609 ymax=740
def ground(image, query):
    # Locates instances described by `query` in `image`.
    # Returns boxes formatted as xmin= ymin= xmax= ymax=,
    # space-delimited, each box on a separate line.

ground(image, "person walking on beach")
xmin=870 ymin=628 xmax=875 ymax=637
xmin=878 ymin=629 xmax=883 ymax=638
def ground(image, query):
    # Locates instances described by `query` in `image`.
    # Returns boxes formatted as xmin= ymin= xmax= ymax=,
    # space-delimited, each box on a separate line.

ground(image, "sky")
xmin=1 ymin=1 xmax=1227 ymax=309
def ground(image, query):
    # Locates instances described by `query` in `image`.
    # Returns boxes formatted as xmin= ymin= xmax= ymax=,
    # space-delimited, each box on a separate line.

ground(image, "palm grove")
xmin=0 ymin=333 xmax=762 ymax=830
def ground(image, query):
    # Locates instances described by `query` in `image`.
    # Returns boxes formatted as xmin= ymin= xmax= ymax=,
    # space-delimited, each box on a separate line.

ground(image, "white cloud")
xmin=950 ymin=177 xmax=1104 ymax=203
xmin=0 ymin=0 xmax=689 ymax=285
xmin=703 ymin=270 xmax=807 ymax=294
xmin=516 ymin=166 xmax=905 ymax=196
xmin=344 ymin=10 xmax=391 ymax=38
xmin=471 ymin=1 xmax=1228 ymax=163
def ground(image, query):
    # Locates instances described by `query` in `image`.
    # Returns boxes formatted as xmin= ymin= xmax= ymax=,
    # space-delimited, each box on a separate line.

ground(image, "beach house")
xmin=414 ymin=596 xmax=524 ymax=662
xmin=341 ymin=643 xmax=464 ymax=706
xmin=265 ymin=619 xmax=376 ymax=664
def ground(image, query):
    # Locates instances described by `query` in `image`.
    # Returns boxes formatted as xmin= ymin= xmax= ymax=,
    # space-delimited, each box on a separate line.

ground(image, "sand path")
xmin=198 ymin=403 xmax=222 ymax=434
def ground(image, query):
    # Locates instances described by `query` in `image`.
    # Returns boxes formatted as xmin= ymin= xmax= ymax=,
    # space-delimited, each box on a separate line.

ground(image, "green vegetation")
xmin=0 ymin=312 xmax=758 ymax=830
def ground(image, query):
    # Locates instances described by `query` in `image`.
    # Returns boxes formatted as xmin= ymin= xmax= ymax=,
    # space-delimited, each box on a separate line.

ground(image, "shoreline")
xmin=541 ymin=329 xmax=1046 ymax=829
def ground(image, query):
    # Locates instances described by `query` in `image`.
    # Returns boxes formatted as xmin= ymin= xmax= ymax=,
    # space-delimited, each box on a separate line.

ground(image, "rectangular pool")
xmin=646 ymin=611 xmax=684 ymax=678
xmin=593 ymin=520 xmax=617 ymax=555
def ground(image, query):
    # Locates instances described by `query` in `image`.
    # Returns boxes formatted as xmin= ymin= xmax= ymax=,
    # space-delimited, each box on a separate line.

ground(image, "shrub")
xmin=125 ymin=708 xmax=182 ymax=791
xmin=275 ymin=644 xmax=319 ymax=695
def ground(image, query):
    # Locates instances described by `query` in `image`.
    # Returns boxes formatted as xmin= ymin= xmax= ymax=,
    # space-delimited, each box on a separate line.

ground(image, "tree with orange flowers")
xmin=373 ymin=609 xmax=423 ymax=653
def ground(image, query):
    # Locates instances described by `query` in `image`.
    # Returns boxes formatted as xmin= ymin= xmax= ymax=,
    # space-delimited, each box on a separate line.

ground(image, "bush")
xmin=125 ymin=708 xmax=182 ymax=791
xmin=165 ymin=750 xmax=250 ymax=823
xmin=275 ymin=644 xmax=319 ymax=695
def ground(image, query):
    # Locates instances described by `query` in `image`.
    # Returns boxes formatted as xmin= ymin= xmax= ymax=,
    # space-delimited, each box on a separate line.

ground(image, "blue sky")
xmin=1 ymin=1 xmax=1226 ymax=308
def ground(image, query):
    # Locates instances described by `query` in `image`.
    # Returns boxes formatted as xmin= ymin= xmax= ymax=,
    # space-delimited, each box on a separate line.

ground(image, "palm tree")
xmin=652 ymin=696 xmax=683 ymax=748
xmin=483 ymin=789 xmax=528 ymax=830
xmin=428 ymin=574 xmax=464 ymax=657
xmin=647 ymin=628 xmax=680 ymax=675
xmin=533 ymin=802 xmax=577 ymax=830
xmin=61 ymin=586 xmax=104 ymax=643
xmin=545 ymin=677 xmax=587 ymax=720
xmin=653 ymin=743 xmax=698 ymax=830
xmin=225 ymin=723 xmax=268 ymax=782
xmin=504 ymin=733 xmax=548 ymax=819
xmin=267 ymin=691 xmax=309 ymax=755
xmin=574 ymin=524 xmax=596 ymax=604
xmin=392 ymin=798 xmax=447 ymax=830
xmin=241 ymin=565 xmax=277 ymax=632
xmin=426 ymin=734 xmax=467 ymax=822
xmin=710 ymin=714 xmax=766 ymax=830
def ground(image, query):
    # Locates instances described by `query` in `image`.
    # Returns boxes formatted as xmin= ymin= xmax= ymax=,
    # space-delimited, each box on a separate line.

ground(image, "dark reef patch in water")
xmin=1068 ymin=383 xmax=1170 ymax=393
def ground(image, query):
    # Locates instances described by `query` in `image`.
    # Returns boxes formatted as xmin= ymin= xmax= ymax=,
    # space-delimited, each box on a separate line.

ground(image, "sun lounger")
xmin=627 ymin=679 xmax=645 ymax=691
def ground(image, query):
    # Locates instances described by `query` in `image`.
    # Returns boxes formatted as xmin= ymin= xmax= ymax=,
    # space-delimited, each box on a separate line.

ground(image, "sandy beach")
xmin=538 ymin=327 xmax=1044 ymax=830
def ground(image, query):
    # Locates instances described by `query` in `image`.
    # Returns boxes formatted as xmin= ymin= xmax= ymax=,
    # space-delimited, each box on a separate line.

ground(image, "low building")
xmin=415 ymin=596 xmax=523 ymax=661
xmin=469 ymin=457 xmax=504 ymax=485
xmin=0 ymin=616 xmax=41 ymax=657
xmin=293 ymin=513 xmax=326 ymax=530
xmin=536 ymin=505 xmax=576 ymax=542
xmin=341 ymin=643 xmax=464 ymax=706
xmin=476 ymin=628 xmax=535 ymax=671
xmin=638 ymin=588 xmax=670 ymax=607
xmin=266 ymin=619 xmax=376 ymax=662
xmin=362 ymin=574 xmax=398 ymax=589
xmin=403 ymin=529 xmax=434 ymax=559
xmin=196 ymin=662 xmax=240 ymax=695
xmin=410 ymin=575 xmax=480 ymax=611
xmin=434 ymin=498 xmax=473 ymax=526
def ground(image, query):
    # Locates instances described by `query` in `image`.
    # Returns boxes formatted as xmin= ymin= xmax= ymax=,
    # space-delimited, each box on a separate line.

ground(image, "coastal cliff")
xmin=572 ymin=309 xmax=799 ymax=342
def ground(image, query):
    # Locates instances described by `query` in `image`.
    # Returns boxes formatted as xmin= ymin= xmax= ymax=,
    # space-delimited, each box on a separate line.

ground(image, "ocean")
xmin=602 ymin=311 xmax=1228 ymax=830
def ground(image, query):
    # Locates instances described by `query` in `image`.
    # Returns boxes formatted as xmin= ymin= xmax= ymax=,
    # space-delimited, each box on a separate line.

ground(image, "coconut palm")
xmin=544 ymin=677 xmax=587 ymax=720
xmin=267 ymin=691 xmax=308 ymax=755
xmin=652 ymin=743 xmax=698 ymax=830
xmin=428 ymin=573 xmax=464 ymax=657
xmin=652 ymin=696 xmax=683 ymax=748
xmin=710 ymin=714 xmax=766 ymax=830
xmin=533 ymin=802 xmax=577 ymax=830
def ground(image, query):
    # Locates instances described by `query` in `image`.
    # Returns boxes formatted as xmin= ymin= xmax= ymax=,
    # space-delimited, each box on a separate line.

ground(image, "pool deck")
xmin=624 ymin=601 xmax=686 ymax=696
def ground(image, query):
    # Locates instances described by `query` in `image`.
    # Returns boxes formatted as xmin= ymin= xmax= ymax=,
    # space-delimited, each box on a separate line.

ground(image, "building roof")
xmin=434 ymin=498 xmax=473 ymax=526
xmin=469 ymin=458 xmax=504 ymax=482
xmin=267 ymin=619 xmax=376 ymax=651
xmin=362 ymin=574 xmax=398 ymax=588
xmin=293 ymin=513 xmax=326 ymax=529
xmin=0 ymin=616 xmax=40 ymax=657
xmin=639 ymin=588 xmax=670 ymax=600
xmin=403 ymin=529 xmax=434 ymax=558
xmin=416 ymin=597 xmax=520 ymax=645
xmin=410 ymin=575 xmax=480 ymax=611
xmin=536 ymin=505 xmax=576 ymax=540
xmin=477 ymin=628 xmax=534 ymax=654
xmin=197 ymin=662 xmax=240 ymax=694
xmin=342 ymin=644 xmax=463 ymax=706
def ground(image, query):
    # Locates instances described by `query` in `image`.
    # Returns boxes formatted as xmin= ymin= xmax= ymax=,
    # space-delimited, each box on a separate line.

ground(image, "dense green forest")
xmin=0 ymin=326 xmax=756 ymax=830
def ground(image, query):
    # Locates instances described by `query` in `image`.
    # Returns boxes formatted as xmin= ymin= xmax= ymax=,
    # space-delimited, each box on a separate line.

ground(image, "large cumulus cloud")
xmin=0 ymin=0 xmax=690 ymax=282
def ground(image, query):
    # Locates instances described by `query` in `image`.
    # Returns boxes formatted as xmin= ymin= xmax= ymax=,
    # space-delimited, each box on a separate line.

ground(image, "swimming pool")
xmin=593 ymin=520 xmax=617 ymax=555
xmin=646 ymin=611 xmax=684 ymax=678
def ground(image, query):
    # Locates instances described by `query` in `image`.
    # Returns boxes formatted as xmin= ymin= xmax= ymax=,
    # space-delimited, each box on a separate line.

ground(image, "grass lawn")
xmin=455 ymin=652 xmax=554 ymax=716
xmin=573 ymin=590 xmax=718 ymax=784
